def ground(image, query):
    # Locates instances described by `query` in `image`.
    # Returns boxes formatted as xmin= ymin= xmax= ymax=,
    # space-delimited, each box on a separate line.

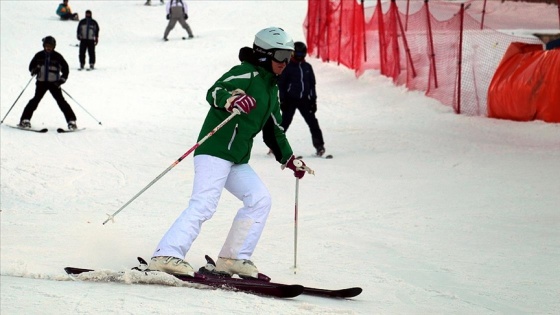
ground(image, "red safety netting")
xmin=304 ymin=0 xmax=557 ymax=121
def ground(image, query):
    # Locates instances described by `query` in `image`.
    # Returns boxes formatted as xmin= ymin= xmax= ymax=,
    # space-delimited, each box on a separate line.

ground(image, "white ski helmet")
xmin=254 ymin=27 xmax=294 ymax=52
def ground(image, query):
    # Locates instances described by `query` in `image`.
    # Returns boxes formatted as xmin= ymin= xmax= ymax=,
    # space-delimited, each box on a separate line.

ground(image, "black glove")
xmin=31 ymin=66 xmax=40 ymax=76
xmin=184 ymin=14 xmax=188 ymax=20
xmin=310 ymin=100 xmax=317 ymax=114
xmin=166 ymin=14 xmax=170 ymax=20
xmin=55 ymin=78 xmax=66 ymax=87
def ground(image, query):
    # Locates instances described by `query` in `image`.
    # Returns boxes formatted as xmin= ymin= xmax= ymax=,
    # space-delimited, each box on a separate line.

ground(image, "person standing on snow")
xmin=18 ymin=36 xmax=78 ymax=130
xmin=145 ymin=0 xmax=164 ymax=5
xmin=148 ymin=27 xmax=311 ymax=278
xmin=56 ymin=0 xmax=79 ymax=21
xmin=277 ymin=41 xmax=326 ymax=157
xmin=77 ymin=10 xmax=100 ymax=70
xmin=163 ymin=0 xmax=194 ymax=41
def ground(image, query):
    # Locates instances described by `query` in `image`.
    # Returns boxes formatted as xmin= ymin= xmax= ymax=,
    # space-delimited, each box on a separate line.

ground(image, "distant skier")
xmin=56 ymin=0 xmax=79 ymax=21
xmin=148 ymin=27 xmax=311 ymax=278
xmin=145 ymin=0 xmax=164 ymax=5
xmin=163 ymin=0 xmax=194 ymax=41
xmin=277 ymin=41 xmax=326 ymax=157
xmin=18 ymin=36 xmax=78 ymax=130
xmin=77 ymin=10 xmax=100 ymax=70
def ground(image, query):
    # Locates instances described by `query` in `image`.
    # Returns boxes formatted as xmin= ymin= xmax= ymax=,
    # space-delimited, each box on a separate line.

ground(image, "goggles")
xmin=270 ymin=49 xmax=293 ymax=63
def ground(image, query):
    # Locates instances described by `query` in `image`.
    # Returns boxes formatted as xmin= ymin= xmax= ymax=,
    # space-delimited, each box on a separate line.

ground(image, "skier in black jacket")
xmin=77 ymin=10 xmax=100 ymax=70
xmin=277 ymin=41 xmax=326 ymax=156
xmin=18 ymin=36 xmax=77 ymax=130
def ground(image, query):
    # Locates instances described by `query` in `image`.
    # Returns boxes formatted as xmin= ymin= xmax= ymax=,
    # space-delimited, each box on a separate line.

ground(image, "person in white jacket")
xmin=163 ymin=0 xmax=194 ymax=41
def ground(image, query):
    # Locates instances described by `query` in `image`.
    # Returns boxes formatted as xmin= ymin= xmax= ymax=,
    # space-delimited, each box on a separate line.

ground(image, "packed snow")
xmin=1 ymin=1 xmax=559 ymax=314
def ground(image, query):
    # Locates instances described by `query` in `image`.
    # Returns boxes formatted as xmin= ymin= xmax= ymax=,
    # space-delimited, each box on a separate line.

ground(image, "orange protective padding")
xmin=488 ymin=42 xmax=560 ymax=123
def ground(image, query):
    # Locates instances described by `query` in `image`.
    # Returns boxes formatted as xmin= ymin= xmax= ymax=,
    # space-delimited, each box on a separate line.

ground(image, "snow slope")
xmin=1 ymin=1 xmax=559 ymax=314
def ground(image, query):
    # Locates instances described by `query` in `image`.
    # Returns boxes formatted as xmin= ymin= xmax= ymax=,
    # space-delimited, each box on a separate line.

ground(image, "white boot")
xmin=215 ymin=257 xmax=258 ymax=278
xmin=148 ymin=256 xmax=194 ymax=276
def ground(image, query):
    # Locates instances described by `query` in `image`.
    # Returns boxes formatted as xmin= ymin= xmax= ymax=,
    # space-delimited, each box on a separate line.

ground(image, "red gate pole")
xmin=425 ymin=0 xmax=438 ymax=89
xmin=396 ymin=0 xmax=416 ymax=78
xmin=481 ymin=0 xmax=488 ymax=30
xmin=457 ymin=3 xmax=465 ymax=115
xmin=377 ymin=0 xmax=387 ymax=75
xmin=362 ymin=0 xmax=367 ymax=62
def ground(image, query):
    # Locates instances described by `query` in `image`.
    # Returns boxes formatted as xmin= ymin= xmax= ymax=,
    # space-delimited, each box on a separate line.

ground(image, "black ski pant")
xmin=79 ymin=40 xmax=96 ymax=66
xmin=280 ymin=99 xmax=324 ymax=150
xmin=20 ymin=81 xmax=76 ymax=123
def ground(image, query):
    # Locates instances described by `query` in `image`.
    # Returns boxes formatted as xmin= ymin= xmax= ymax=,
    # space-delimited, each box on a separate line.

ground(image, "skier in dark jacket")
xmin=18 ymin=36 xmax=77 ymax=130
xmin=277 ymin=41 xmax=326 ymax=156
xmin=77 ymin=10 xmax=100 ymax=70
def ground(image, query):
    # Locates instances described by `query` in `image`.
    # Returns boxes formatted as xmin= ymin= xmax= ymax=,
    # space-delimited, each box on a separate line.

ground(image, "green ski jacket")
xmin=195 ymin=61 xmax=293 ymax=164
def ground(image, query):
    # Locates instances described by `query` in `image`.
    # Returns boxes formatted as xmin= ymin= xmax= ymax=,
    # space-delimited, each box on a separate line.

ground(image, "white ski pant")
xmin=152 ymin=155 xmax=272 ymax=260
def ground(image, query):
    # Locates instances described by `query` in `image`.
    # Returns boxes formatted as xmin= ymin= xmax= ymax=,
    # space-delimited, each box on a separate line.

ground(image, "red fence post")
xmin=362 ymin=0 xmax=367 ymax=62
xmin=395 ymin=0 xmax=416 ymax=78
xmin=425 ymin=0 xmax=438 ymax=90
xmin=405 ymin=0 xmax=410 ymax=31
xmin=481 ymin=0 xmax=488 ymax=30
xmin=337 ymin=0 xmax=343 ymax=66
xmin=377 ymin=0 xmax=387 ymax=75
xmin=457 ymin=3 xmax=465 ymax=114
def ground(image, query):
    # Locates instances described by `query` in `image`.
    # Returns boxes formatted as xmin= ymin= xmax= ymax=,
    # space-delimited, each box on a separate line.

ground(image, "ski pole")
xmin=0 ymin=75 xmax=34 ymax=124
xmin=293 ymin=177 xmax=300 ymax=274
xmin=103 ymin=109 xmax=240 ymax=225
xmin=61 ymin=88 xmax=103 ymax=125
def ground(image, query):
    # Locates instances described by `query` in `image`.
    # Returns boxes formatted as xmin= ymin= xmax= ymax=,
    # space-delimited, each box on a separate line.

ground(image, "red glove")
xmin=285 ymin=155 xmax=307 ymax=179
xmin=227 ymin=94 xmax=256 ymax=114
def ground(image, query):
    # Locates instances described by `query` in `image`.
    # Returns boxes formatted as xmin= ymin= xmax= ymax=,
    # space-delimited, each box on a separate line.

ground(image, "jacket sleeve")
xmin=94 ymin=20 xmax=100 ymax=38
xmin=262 ymin=103 xmax=293 ymax=164
xmin=59 ymin=53 xmax=70 ymax=80
xmin=56 ymin=4 xmax=63 ymax=16
xmin=309 ymin=63 xmax=317 ymax=101
xmin=277 ymin=70 xmax=287 ymax=102
xmin=206 ymin=65 xmax=255 ymax=109
xmin=28 ymin=53 xmax=40 ymax=72
xmin=76 ymin=20 xmax=83 ymax=39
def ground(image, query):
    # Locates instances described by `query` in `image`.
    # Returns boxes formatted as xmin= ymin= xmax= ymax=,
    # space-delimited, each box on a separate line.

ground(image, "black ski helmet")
xmin=294 ymin=41 xmax=307 ymax=59
xmin=42 ymin=36 xmax=56 ymax=48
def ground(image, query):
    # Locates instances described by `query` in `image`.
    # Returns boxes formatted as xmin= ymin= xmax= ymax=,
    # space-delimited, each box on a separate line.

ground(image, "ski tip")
xmin=6 ymin=125 xmax=48 ymax=133
xmin=341 ymin=287 xmax=362 ymax=298
xmin=137 ymin=257 xmax=148 ymax=265
xmin=281 ymin=284 xmax=305 ymax=298
xmin=64 ymin=267 xmax=94 ymax=275
xmin=57 ymin=127 xmax=85 ymax=133
xmin=204 ymin=254 xmax=216 ymax=266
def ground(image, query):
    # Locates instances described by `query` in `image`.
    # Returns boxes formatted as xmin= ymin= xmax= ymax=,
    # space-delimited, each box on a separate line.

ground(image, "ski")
xmin=6 ymin=124 xmax=48 ymax=133
xmin=64 ymin=256 xmax=361 ymax=299
xmin=296 ymin=154 xmax=333 ymax=159
xmin=57 ymin=128 xmax=85 ymax=133
xmin=200 ymin=255 xmax=361 ymax=299
xmin=64 ymin=263 xmax=303 ymax=299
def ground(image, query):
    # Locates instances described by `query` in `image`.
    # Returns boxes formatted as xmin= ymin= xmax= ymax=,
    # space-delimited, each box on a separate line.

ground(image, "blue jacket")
xmin=277 ymin=58 xmax=316 ymax=103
